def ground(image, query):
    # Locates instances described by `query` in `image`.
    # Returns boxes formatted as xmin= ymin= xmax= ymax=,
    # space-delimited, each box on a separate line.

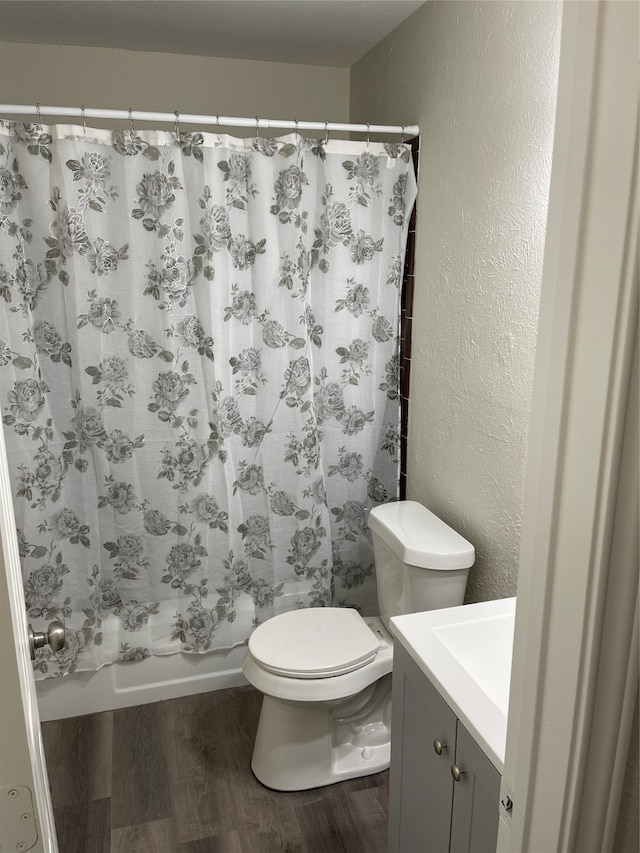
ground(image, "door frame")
xmin=499 ymin=1 xmax=639 ymax=850
xmin=0 ymin=418 xmax=58 ymax=851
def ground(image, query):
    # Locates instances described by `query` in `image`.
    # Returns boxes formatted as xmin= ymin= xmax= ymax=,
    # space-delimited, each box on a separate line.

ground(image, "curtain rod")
xmin=0 ymin=104 xmax=419 ymax=138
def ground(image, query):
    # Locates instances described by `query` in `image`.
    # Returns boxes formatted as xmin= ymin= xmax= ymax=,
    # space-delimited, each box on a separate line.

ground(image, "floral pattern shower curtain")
xmin=0 ymin=120 xmax=416 ymax=678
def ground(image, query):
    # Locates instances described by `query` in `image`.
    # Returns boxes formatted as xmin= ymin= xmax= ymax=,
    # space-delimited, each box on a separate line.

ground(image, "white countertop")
xmin=390 ymin=597 xmax=516 ymax=772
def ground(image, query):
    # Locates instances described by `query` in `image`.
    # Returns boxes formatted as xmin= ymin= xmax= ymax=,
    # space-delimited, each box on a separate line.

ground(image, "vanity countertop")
xmin=390 ymin=596 xmax=516 ymax=772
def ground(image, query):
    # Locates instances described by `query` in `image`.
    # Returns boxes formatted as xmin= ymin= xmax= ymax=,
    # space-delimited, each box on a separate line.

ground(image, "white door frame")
xmin=0 ymin=419 xmax=58 ymax=852
xmin=500 ymin=1 xmax=639 ymax=851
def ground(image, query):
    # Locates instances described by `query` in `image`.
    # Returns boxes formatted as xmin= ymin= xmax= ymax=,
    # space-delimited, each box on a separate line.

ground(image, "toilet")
xmin=242 ymin=500 xmax=475 ymax=791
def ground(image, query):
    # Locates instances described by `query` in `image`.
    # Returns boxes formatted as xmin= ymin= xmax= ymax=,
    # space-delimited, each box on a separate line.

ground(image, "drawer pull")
xmin=451 ymin=764 xmax=465 ymax=782
xmin=433 ymin=739 xmax=448 ymax=756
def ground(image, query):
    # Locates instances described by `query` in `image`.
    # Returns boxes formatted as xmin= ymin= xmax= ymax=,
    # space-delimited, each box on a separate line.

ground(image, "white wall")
xmin=0 ymin=42 xmax=350 ymax=130
xmin=351 ymin=1 xmax=561 ymax=601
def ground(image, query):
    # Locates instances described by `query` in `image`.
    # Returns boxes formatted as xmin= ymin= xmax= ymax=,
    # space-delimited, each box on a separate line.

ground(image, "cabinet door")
xmin=449 ymin=721 xmax=501 ymax=853
xmin=388 ymin=644 xmax=458 ymax=853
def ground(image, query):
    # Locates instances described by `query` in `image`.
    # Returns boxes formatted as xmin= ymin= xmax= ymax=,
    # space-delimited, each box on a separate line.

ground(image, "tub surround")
xmin=36 ymin=644 xmax=247 ymax=721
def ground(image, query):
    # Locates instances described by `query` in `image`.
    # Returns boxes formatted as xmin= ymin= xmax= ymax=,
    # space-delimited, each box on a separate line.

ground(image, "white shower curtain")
xmin=0 ymin=120 xmax=416 ymax=677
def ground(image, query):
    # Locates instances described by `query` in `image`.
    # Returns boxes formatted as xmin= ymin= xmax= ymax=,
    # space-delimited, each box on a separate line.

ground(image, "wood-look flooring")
xmin=41 ymin=685 xmax=389 ymax=852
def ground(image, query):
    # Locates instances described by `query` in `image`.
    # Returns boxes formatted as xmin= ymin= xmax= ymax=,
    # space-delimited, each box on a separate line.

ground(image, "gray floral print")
xmin=348 ymin=230 xmax=384 ymax=265
xmin=271 ymin=165 xmax=309 ymax=223
xmin=342 ymin=152 xmax=381 ymax=207
xmin=218 ymin=153 xmax=256 ymax=209
xmin=0 ymin=165 xmax=23 ymax=214
xmin=388 ymin=173 xmax=409 ymax=226
xmin=229 ymin=234 xmax=266 ymax=270
xmin=0 ymin=119 xmax=416 ymax=677
xmin=65 ymin=153 xmax=118 ymax=212
xmin=48 ymin=201 xmax=89 ymax=260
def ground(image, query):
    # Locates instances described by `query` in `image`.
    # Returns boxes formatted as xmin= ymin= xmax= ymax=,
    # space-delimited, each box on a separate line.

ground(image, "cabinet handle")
xmin=433 ymin=739 xmax=448 ymax=756
xmin=451 ymin=764 xmax=465 ymax=782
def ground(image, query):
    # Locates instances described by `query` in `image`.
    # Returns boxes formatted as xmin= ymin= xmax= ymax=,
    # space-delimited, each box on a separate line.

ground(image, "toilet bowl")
xmin=242 ymin=500 xmax=474 ymax=791
xmin=243 ymin=608 xmax=394 ymax=791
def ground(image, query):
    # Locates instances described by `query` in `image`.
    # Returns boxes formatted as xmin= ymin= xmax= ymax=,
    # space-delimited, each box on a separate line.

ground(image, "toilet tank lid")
xmin=368 ymin=501 xmax=475 ymax=570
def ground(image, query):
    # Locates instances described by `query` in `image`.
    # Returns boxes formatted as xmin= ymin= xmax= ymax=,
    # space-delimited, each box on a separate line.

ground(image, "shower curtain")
xmin=0 ymin=119 xmax=416 ymax=678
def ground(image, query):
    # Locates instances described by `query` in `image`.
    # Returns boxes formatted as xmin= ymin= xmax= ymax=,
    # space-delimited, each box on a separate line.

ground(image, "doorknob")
xmin=28 ymin=621 xmax=66 ymax=661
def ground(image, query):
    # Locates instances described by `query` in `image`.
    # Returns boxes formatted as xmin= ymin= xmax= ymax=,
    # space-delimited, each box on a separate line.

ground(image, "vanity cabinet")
xmin=388 ymin=643 xmax=501 ymax=853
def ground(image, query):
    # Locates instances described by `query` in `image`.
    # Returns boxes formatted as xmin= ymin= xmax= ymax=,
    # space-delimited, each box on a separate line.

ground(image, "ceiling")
xmin=0 ymin=1 xmax=426 ymax=67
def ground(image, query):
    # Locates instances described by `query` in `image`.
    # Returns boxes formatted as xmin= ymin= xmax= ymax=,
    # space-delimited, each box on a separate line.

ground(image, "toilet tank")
xmin=368 ymin=501 xmax=475 ymax=628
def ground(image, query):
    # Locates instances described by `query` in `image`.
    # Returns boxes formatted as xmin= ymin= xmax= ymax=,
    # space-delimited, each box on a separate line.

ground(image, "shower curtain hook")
xmin=81 ymin=105 xmax=86 ymax=135
xmin=324 ymin=120 xmax=329 ymax=146
xmin=36 ymin=103 xmax=42 ymax=130
xmin=174 ymin=110 xmax=181 ymax=142
xmin=255 ymin=116 xmax=260 ymax=139
xmin=216 ymin=113 xmax=221 ymax=139
xmin=129 ymin=108 xmax=136 ymax=135
xmin=294 ymin=118 xmax=299 ymax=136
xmin=366 ymin=122 xmax=371 ymax=146
xmin=401 ymin=124 xmax=406 ymax=145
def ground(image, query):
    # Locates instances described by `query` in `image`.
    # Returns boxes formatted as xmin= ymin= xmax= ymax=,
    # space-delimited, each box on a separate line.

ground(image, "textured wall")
xmin=351 ymin=2 xmax=561 ymax=601
xmin=614 ymin=693 xmax=639 ymax=853
xmin=0 ymin=42 xmax=350 ymax=130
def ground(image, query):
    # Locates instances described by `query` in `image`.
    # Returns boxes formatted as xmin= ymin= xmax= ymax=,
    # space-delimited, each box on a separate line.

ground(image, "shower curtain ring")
xmin=36 ymin=102 xmax=42 ymax=129
xmin=324 ymin=120 xmax=329 ymax=146
xmin=129 ymin=108 xmax=136 ymax=134
xmin=294 ymin=118 xmax=299 ymax=136
xmin=216 ymin=113 xmax=220 ymax=138
xmin=255 ymin=116 xmax=260 ymax=139
xmin=401 ymin=124 xmax=406 ymax=144
xmin=366 ymin=122 xmax=371 ymax=146
xmin=174 ymin=110 xmax=181 ymax=141
xmin=81 ymin=105 xmax=86 ymax=134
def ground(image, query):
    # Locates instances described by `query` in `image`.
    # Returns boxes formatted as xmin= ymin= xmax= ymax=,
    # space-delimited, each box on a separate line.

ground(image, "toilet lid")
xmin=248 ymin=608 xmax=380 ymax=679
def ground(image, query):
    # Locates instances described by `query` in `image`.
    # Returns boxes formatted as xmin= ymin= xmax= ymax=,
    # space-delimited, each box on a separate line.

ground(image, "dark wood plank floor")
xmin=41 ymin=685 xmax=389 ymax=852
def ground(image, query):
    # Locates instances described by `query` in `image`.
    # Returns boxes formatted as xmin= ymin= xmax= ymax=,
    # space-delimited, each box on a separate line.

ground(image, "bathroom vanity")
xmin=388 ymin=598 xmax=516 ymax=853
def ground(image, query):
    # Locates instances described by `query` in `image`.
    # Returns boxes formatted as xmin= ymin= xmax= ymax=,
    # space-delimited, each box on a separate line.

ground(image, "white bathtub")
xmin=36 ymin=644 xmax=248 ymax=721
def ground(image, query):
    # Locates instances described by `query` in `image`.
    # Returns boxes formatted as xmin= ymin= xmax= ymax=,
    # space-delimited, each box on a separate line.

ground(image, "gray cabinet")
xmin=388 ymin=643 xmax=501 ymax=853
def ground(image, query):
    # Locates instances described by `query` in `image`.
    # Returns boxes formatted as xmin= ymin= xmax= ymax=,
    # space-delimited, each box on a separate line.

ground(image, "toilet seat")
xmin=248 ymin=607 xmax=381 ymax=679
xmin=243 ymin=615 xmax=394 ymax=704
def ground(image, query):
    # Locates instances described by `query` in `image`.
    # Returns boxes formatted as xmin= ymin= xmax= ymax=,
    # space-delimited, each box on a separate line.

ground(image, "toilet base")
xmin=250 ymin=674 xmax=392 ymax=791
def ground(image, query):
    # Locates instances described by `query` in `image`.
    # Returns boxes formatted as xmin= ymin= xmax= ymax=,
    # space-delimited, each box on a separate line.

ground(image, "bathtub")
xmin=36 ymin=643 xmax=248 ymax=721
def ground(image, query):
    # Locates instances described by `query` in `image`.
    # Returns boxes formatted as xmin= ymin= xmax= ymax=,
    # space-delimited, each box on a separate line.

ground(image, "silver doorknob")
xmin=28 ymin=621 xmax=66 ymax=661
xmin=451 ymin=764 xmax=465 ymax=782
xmin=433 ymin=739 xmax=448 ymax=755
